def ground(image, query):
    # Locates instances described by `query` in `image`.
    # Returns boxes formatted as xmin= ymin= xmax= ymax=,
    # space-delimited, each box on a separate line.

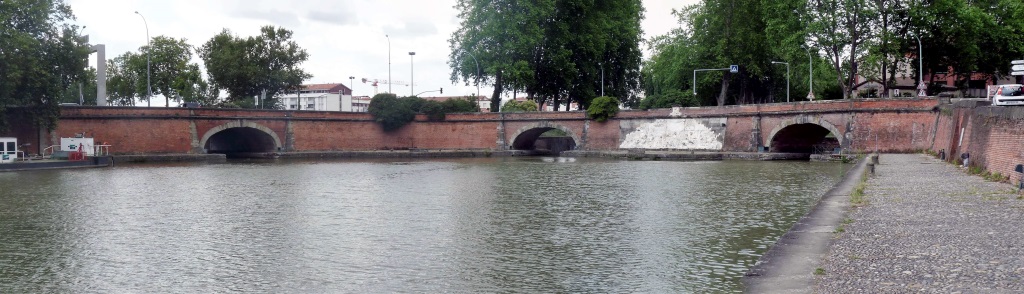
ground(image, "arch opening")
xmin=769 ymin=123 xmax=840 ymax=154
xmin=511 ymin=128 xmax=577 ymax=156
xmin=204 ymin=127 xmax=278 ymax=158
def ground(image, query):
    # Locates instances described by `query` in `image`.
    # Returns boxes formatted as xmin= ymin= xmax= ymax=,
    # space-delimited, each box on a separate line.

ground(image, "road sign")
xmin=1013 ymin=65 xmax=1024 ymax=71
xmin=1012 ymin=71 xmax=1024 ymax=76
xmin=730 ymin=65 xmax=739 ymax=73
xmin=1012 ymin=60 xmax=1024 ymax=65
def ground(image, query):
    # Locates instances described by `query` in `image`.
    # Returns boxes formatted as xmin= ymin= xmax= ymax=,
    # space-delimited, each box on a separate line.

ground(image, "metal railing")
xmin=94 ymin=145 xmax=112 ymax=156
xmin=42 ymin=145 xmax=61 ymax=158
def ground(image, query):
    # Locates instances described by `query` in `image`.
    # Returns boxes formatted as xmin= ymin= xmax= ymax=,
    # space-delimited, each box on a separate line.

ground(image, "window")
xmin=5 ymin=142 xmax=13 ymax=154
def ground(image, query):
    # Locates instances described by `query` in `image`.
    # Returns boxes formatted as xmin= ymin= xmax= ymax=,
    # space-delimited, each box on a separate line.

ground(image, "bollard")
xmin=871 ymin=153 xmax=879 ymax=165
xmin=867 ymin=162 xmax=875 ymax=175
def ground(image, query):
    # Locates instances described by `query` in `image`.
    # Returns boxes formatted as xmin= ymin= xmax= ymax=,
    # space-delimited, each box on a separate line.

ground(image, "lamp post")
xmin=802 ymin=45 xmax=814 ymax=101
xmin=772 ymin=61 xmax=790 ymax=102
xmin=462 ymin=49 xmax=480 ymax=98
xmin=409 ymin=52 xmax=416 ymax=96
xmin=348 ymin=76 xmax=355 ymax=96
xmin=386 ymin=34 xmax=391 ymax=94
xmin=600 ymin=62 xmax=605 ymax=97
xmin=911 ymin=31 xmax=924 ymax=96
xmin=134 ymin=11 xmax=151 ymax=107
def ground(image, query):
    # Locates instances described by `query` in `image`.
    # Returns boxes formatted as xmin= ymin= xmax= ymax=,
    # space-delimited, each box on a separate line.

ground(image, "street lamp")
xmin=910 ymin=31 xmax=924 ymax=96
xmin=134 ymin=11 xmax=151 ymax=107
xmin=600 ymin=62 xmax=605 ymax=97
xmin=409 ymin=52 xmax=416 ymax=96
xmin=348 ymin=76 xmax=355 ymax=96
xmin=802 ymin=45 xmax=814 ymax=101
xmin=771 ymin=61 xmax=790 ymax=102
xmin=462 ymin=49 xmax=480 ymax=98
xmin=386 ymin=34 xmax=391 ymax=94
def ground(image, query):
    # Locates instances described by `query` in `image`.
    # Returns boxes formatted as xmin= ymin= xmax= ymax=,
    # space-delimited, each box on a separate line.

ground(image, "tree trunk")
xmin=490 ymin=70 xmax=503 ymax=112
xmin=717 ymin=73 xmax=730 ymax=106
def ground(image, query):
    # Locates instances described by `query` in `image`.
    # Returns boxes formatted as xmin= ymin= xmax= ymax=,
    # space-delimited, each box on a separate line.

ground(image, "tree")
xmin=448 ymin=0 xmax=644 ymax=110
xmin=104 ymin=36 xmax=214 ymax=107
xmin=0 ymin=0 xmax=90 ymax=131
xmin=200 ymin=26 xmax=312 ymax=107
xmin=59 ymin=67 xmax=97 ymax=105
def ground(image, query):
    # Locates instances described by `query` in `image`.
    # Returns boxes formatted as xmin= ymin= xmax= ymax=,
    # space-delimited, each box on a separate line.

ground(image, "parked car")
xmin=989 ymin=84 xmax=1024 ymax=106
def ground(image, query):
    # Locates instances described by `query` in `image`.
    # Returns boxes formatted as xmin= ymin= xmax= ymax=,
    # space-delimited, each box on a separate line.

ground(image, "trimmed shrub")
xmin=587 ymin=96 xmax=620 ymax=122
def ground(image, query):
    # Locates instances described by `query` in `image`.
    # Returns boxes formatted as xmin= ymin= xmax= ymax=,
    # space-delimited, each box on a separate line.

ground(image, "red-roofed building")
xmin=276 ymin=83 xmax=353 ymax=111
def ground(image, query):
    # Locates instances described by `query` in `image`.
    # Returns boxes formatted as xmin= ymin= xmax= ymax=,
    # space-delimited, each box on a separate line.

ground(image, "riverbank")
xmin=742 ymin=153 xmax=869 ymax=293
xmin=815 ymin=154 xmax=1024 ymax=292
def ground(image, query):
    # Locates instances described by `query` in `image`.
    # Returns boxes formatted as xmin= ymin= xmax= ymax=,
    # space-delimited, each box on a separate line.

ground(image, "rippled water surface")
xmin=0 ymin=157 xmax=846 ymax=292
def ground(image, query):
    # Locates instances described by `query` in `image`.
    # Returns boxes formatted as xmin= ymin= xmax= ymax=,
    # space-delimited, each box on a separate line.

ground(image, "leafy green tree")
xmin=449 ymin=0 xmax=644 ymax=111
xmin=440 ymin=97 xmax=480 ymax=113
xmin=104 ymin=36 xmax=215 ymax=107
xmin=638 ymin=89 xmax=698 ymax=110
xmin=587 ymin=96 xmax=620 ymax=122
xmin=368 ymin=93 xmax=414 ymax=131
xmin=59 ymin=67 xmax=97 ymax=105
xmin=199 ymin=26 xmax=311 ymax=106
xmin=501 ymin=100 xmax=538 ymax=112
xmin=0 ymin=0 xmax=90 ymax=131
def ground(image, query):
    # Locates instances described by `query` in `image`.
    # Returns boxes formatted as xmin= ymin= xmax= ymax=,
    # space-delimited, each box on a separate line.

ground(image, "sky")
xmin=67 ymin=0 xmax=698 ymax=102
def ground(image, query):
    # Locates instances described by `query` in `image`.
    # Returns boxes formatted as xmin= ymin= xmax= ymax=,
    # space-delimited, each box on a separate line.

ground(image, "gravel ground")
xmin=816 ymin=154 xmax=1024 ymax=293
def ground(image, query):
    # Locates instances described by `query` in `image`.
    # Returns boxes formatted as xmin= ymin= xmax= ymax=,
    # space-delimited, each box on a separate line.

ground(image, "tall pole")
xmin=803 ymin=45 xmax=814 ymax=101
xmin=463 ymin=50 xmax=480 ymax=97
xmin=135 ymin=11 xmax=151 ymax=107
xmin=600 ymin=62 xmax=605 ymax=97
xmin=409 ymin=52 xmax=416 ymax=96
xmin=386 ymin=35 xmax=391 ymax=94
xmin=349 ymin=76 xmax=354 ymax=96
xmin=912 ymin=32 xmax=923 ymax=88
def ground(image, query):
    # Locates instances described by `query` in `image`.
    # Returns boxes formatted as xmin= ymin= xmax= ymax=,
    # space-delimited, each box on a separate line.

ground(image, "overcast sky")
xmin=68 ymin=0 xmax=698 ymax=101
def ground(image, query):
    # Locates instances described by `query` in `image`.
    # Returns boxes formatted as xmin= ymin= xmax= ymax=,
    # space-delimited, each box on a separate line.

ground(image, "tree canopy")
xmin=199 ymin=26 xmax=311 ymax=107
xmin=449 ymin=0 xmax=645 ymax=111
xmin=642 ymin=0 xmax=1024 ymax=107
xmin=106 ymin=36 xmax=216 ymax=107
xmin=0 ymin=0 xmax=90 ymax=130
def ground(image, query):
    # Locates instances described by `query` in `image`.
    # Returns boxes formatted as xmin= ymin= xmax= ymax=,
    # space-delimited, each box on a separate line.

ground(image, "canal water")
xmin=0 ymin=157 xmax=847 ymax=292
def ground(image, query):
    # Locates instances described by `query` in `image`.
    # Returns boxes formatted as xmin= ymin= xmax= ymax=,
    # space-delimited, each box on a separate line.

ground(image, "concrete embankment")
xmin=742 ymin=153 xmax=869 ymax=293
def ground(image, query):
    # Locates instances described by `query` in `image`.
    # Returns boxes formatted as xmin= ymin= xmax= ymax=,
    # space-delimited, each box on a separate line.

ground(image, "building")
xmin=276 ymin=83 xmax=353 ymax=111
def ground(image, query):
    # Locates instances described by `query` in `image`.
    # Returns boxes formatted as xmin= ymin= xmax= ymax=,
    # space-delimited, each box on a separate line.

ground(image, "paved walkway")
xmin=816 ymin=154 xmax=1024 ymax=292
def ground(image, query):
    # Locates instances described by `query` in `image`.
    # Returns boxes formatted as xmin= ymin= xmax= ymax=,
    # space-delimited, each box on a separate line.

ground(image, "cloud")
xmin=307 ymin=10 xmax=358 ymax=26
xmin=383 ymin=19 xmax=439 ymax=39
xmin=228 ymin=7 xmax=302 ymax=28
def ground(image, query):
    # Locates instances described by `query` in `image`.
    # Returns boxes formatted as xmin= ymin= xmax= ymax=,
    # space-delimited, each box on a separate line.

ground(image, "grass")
xmin=850 ymin=174 xmax=869 ymax=207
xmin=814 ymin=267 xmax=826 ymax=275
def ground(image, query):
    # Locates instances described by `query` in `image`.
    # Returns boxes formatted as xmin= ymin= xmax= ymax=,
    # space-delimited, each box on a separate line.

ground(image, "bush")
xmin=587 ymin=96 xmax=620 ymax=122
xmin=420 ymin=100 xmax=446 ymax=121
xmin=501 ymin=100 xmax=538 ymax=112
xmin=441 ymin=97 xmax=480 ymax=113
xmin=368 ymin=93 xmax=416 ymax=131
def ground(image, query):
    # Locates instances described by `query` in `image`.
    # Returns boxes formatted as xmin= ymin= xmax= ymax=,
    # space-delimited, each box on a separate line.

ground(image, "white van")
xmin=989 ymin=84 xmax=1024 ymax=106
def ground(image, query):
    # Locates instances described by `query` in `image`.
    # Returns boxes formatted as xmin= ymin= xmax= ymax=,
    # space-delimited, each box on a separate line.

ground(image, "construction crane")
xmin=361 ymin=78 xmax=411 ymax=95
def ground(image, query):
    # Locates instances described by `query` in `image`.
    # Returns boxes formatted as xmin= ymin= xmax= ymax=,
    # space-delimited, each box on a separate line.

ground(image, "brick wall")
xmin=0 ymin=99 xmax=943 ymax=155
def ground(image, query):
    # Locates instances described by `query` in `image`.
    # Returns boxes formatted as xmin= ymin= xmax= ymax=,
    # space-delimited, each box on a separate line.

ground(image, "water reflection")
xmin=0 ymin=158 xmax=845 ymax=292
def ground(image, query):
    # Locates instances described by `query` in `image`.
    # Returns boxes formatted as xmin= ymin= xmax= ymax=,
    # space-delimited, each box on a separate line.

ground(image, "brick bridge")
xmin=7 ymin=98 xmax=941 ymax=157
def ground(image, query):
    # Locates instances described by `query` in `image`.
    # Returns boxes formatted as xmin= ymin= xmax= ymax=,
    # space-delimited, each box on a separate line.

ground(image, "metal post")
xmin=386 ymin=35 xmax=391 ymax=94
xmin=409 ymin=52 xmax=416 ymax=96
xmin=135 ymin=11 xmax=151 ymax=107
xmin=463 ymin=50 xmax=480 ymax=98
xmin=912 ymin=32 xmax=923 ymax=91
xmin=600 ymin=62 xmax=604 ymax=97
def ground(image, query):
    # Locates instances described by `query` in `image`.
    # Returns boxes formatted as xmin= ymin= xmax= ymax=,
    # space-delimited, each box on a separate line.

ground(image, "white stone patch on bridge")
xmin=619 ymin=118 xmax=725 ymax=150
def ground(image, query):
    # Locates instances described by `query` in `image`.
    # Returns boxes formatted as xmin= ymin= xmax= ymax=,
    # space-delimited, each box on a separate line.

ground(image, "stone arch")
xmin=507 ymin=122 xmax=581 ymax=154
xmin=199 ymin=121 xmax=282 ymax=154
xmin=766 ymin=115 xmax=845 ymax=153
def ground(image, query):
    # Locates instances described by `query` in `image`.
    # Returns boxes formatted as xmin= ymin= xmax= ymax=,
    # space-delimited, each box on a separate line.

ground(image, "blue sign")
xmin=730 ymin=65 xmax=739 ymax=73
xmin=2 ymin=154 xmax=8 ymax=160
